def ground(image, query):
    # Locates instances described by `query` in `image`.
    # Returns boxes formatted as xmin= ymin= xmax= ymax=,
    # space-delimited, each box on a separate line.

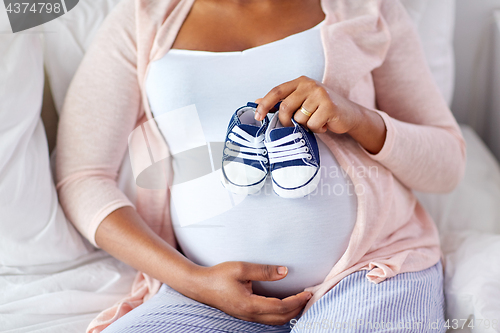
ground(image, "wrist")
xmin=152 ymin=245 xmax=204 ymax=296
xmin=171 ymin=261 xmax=208 ymax=301
xmin=346 ymin=102 xmax=364 ymax=135
xmin=346 ymin=105 xmax=387 ymax=155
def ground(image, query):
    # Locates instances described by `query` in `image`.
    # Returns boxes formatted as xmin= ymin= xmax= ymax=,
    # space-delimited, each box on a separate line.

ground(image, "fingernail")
xmin=306 ymin=293 xmax=312 ymax=300
xmin=255 ymin=112 xmax=262 ymax=121
xmin=277 ymin=266 xmax=288 ymax=275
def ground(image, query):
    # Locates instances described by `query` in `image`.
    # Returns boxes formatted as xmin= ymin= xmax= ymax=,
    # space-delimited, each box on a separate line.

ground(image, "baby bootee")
xmin=221 ymin=102 xmax=270 ymax=195
xmin=264 ymin=111 xmax=321 ymax=198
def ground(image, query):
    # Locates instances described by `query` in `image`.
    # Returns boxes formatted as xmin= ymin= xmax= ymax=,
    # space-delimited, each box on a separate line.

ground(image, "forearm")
xmin=346 ymin=103 xmax=465 ymax=192
xmin=95 ymin=206 xmax=202 ymax=298
xmin=347 ymin=103 xmax=387 ymax=155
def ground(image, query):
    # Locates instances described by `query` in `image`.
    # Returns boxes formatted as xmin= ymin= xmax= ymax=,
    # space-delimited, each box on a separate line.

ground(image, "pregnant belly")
xmin=171 ymin=165 xmax=357 ymax=299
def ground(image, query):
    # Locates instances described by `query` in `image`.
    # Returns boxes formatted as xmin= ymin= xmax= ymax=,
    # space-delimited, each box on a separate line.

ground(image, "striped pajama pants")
xmin=103 ymin=260 xmax=446 ymax=333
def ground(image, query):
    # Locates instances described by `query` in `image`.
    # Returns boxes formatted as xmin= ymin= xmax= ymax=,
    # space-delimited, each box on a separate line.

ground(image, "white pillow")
xmin=0 ymin=12 xmax=91 ymax=267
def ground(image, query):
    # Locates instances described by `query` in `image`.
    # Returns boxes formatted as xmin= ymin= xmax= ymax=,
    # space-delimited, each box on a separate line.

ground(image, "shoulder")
xmin=101 ymin=0 xmax=179 ymax=35
xmin=96 ymin=0 xmax=136 ymax=41
xmin=135 ymin=0 xmax=181 ymax=28
xmin=92 ymin=0 xmax=180 ymax=57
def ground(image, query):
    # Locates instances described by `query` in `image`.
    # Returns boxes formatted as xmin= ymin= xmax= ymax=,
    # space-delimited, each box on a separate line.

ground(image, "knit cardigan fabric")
xmin=55 ymin=0 xmax=466 ymax=331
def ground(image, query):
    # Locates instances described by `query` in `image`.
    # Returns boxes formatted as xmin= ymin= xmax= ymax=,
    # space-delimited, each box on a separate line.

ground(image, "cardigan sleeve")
xmin=363 ymin=0 xmax=466 ymax=193
xmin=55 ymin=0 xmax=139 ymax=247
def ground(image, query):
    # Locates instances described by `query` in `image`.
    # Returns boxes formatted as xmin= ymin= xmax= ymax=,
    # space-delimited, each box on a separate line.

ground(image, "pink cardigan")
xmin=56 ymin=0 xmax=466 ymax=331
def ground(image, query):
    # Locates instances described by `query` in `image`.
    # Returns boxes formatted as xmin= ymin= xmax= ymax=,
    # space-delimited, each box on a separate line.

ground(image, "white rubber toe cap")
xmin=272 ymin=165 xmax=317 ymax=189
xmin=223 ymin=161 xmax=267 ymax=186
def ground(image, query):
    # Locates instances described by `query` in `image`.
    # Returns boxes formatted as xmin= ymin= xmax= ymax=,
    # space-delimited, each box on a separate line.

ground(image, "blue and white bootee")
xmin=264 ymin=111 xmax=321 ymax=198
xmin=221 ymin=102 xmax=270 ymax=195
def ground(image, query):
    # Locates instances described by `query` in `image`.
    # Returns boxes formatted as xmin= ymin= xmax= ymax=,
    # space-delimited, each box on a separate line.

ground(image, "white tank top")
xmin=145 ymin=21 xmax=357 ymax=298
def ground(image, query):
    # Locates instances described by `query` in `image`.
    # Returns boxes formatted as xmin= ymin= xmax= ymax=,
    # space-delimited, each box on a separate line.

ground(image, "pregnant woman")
xmin=56 ymin=0 xmax=466 ymax=332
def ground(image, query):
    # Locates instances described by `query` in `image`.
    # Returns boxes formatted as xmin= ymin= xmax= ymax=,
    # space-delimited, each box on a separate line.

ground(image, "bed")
xmin=1 ymin=0 xmax=499 ymax=332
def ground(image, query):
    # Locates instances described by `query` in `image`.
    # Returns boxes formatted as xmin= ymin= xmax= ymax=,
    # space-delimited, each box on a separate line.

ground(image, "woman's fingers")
xmin=256 ymin=76 xmax=335 ymax=132
xmin=244 ymin=292 xmax=312 ymax=325
xmin=255 ymin=79 xmax=300 ymax=121
xmin=292 ymin=98 xmax=320 ymax=128
xmin=277 ymin=90 xmax=309 ymax=127
xmin=248 ymin=292 xmax=311 ymax=315
xmin=234 ymin=262 xmax=288 ymax=282
xmin=305 ymin=104 xmax=331 ymax=133
xmin=199 ymin=261 xmax=312 ymax=326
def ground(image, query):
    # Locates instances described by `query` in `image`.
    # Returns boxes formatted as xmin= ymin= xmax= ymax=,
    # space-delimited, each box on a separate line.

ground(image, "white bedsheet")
xmin=0 ymin=251 xmax=135 ymax=332
xmin=441 ymin=231 xmax=500 ymax=333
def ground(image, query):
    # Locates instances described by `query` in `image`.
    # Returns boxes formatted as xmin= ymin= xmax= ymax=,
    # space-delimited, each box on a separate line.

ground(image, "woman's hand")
xmin=255 ymin=76 xmax=387 ymax=154
xmin=189 ymin=261 xmax=312 ymax=326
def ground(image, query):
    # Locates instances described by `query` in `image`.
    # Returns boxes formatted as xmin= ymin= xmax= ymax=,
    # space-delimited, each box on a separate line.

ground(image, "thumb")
xmin=237 ymin=263 xmax=288 ymax=282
